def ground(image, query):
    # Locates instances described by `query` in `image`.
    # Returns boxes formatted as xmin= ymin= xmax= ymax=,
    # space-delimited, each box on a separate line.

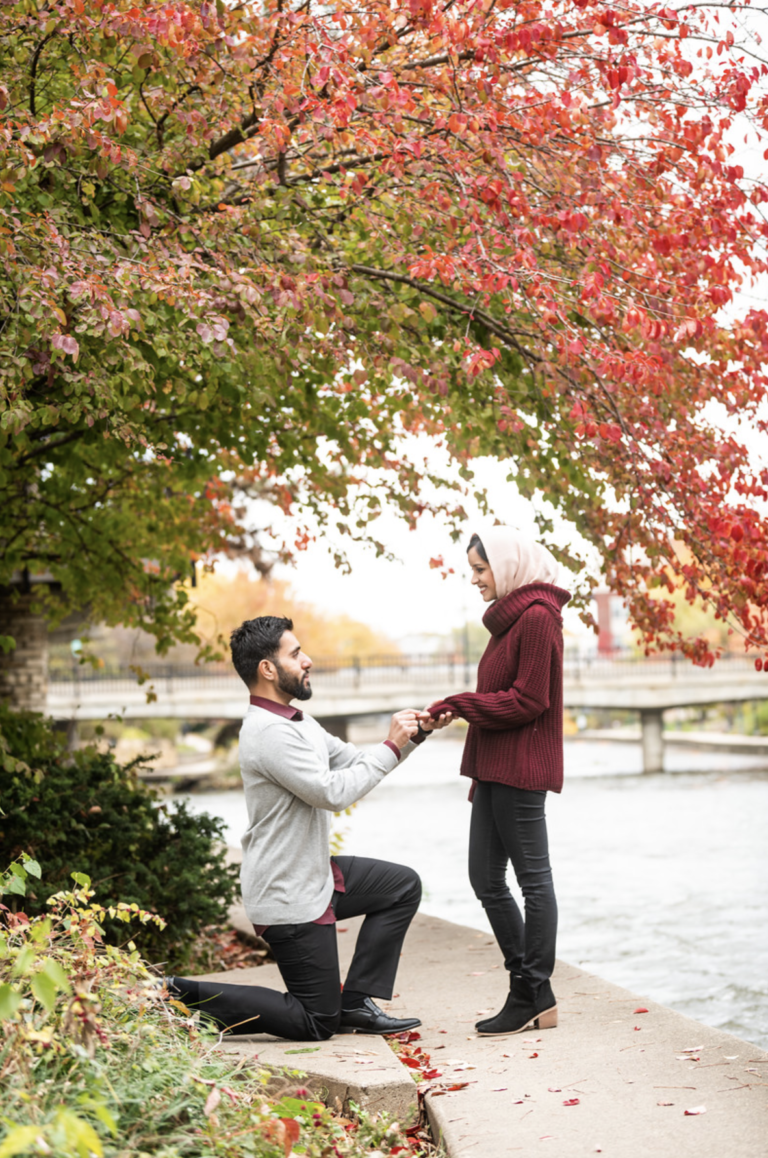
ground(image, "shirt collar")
xmin=249 ymin=694 xmax=303 ymax=721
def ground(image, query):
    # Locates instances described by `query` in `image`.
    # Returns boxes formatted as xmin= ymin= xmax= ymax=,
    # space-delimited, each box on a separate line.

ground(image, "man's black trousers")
xmin=170 ymin=856 xmax=421 ymax=1040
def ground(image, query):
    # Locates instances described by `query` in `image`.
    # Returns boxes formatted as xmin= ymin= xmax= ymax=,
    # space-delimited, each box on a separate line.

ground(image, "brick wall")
xmin=0 ymin=592 xmax=49 ymax=711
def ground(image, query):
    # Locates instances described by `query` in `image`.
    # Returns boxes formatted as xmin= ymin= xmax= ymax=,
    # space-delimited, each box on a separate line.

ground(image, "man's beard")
xmin=274 ymin=662 xmax=313 ymax=702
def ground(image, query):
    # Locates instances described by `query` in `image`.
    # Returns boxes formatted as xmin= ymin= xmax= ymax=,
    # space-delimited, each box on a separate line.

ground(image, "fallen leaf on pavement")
xmin=657 ymin=1100 xmax=674 ymax=1106
xmin=528 ymin=1052 xmax=539 ymax=1059
xmin=492 ymin=1087 xmax=508 ymax=1092
xmin=548 ymin=1087 xmax=562 ymax=1092
xmin=684 ymin=1106 xmax=706 ymax=1116
xmin=634 ymin=1007 xmax=649 ymax=1014
xmin=563 ymin=1098 xmax=580 ymax=1106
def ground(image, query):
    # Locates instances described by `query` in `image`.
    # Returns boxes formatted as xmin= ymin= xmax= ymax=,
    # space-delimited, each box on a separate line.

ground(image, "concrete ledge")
xmin=214 ymin=1029 xmax=418 ymax=1121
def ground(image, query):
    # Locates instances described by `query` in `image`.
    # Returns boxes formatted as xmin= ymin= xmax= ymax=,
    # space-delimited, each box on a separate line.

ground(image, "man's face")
xmin=271 ymin=630 xmax=313 ymax=701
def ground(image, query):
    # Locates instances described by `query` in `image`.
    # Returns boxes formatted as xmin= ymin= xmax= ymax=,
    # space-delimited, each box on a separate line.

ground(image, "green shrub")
xmin=0 ymin=862 xmax=420 ymax=1158
xmin=0 ymin=706 xmax=239 ymax=969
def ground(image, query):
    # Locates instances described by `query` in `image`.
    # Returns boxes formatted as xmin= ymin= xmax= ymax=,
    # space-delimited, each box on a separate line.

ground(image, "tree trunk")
xmin=0 ymin=591 xmax=49 ymax=711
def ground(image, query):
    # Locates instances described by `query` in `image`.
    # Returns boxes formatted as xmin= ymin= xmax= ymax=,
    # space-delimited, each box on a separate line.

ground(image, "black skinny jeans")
xmin=468 ymin=781 xmax=557 ymax=991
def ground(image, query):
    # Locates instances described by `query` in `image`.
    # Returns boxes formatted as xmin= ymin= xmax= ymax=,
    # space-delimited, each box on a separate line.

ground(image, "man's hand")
xmin=418 ymin=707 xmax=454 ymax=732
xmin=387 ymin=709 xmax=420 ymax=749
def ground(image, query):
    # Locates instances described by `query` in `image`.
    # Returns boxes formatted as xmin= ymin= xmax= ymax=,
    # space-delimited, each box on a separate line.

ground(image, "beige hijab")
xmin=478 ymin=527 xmax=560 ymax=600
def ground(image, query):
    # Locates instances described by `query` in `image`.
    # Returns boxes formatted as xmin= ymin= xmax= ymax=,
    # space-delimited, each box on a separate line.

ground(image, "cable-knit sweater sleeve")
xmin=431 ymin=605 xmax=556 ymax=731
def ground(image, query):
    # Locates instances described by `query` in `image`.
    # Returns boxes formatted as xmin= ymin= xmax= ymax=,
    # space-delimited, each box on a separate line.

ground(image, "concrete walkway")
xmin=199 ymin=911 xmax=768 ymax=1157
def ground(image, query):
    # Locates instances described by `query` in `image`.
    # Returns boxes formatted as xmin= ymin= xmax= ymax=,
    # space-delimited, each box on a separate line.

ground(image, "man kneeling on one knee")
xmin=168 ymin=615 xmax=452 ymax=1040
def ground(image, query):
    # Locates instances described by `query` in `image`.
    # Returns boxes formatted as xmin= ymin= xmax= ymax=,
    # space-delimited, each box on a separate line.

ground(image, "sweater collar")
xmin=482 ymin=583 xmax=571 ymax=637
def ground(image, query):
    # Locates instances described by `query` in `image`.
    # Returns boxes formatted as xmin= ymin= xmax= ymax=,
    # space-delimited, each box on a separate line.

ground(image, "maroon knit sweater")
xmin=430 ymin=583 xmax=571 ymax=793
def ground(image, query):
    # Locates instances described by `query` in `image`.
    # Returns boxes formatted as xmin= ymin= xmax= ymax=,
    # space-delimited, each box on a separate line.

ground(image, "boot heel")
xmin=536 ymin=1006 xmax=558 ymax=1029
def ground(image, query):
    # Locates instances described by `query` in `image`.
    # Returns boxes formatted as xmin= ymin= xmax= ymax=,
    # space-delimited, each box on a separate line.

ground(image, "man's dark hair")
xmin=467 ymin=533 xmax=489 ymax=562
xmin=230 ymin=616 xmax=293 ymax=688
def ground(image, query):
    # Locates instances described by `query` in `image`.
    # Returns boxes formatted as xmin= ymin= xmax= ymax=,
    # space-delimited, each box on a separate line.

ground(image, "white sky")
xmin=259 ymin=452 xmax=597 ymax=643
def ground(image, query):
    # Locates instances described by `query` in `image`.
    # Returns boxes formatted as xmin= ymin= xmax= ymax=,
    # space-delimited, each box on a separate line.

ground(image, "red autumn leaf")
xmin=563 ymin=1098 xmax=580 ymax=1106
xmin=684 ymin=1106 xmax=707 ymax=1116
xmin=528 ymin=1052 xmax=539 ymax=1058
xmin=634 ymin=1007 xmax=649 ymax=1014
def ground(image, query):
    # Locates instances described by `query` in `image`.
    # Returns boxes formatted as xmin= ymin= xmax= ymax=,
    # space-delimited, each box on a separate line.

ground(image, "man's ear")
xmin=258 ymin=657 xmax=276 ymax=683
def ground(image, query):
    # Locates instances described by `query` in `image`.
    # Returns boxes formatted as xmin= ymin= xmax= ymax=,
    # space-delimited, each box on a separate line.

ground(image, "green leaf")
xmin=22 ymin=857 xmax=41 ymax=879
xmin=31 ymin=970 xmax=58 ymax=1013
xmin=11 ymin=943 xmax=37 ymax=977
xmin=284 ymin=1047 xmax=321 ymax=1054
xmin=71 ymin=872 xmax=91 ymax=888
xmin=76 ymin=1098 xmax=118 ymax=1138
xmin=0 ymin=983 xmax=22 ymax=1020
xmin=42 ymin=957 xmax=72 ymax=994
xmin=52 ymin=1109 xmax=103 ymax=1158
xmin=90 ymin=1104 xmax=118 ymax=1137
xmin=0 ymin=1125 xmax=45 ymax=1158
xmin=3 ymin=875 xmax=25 ymax=896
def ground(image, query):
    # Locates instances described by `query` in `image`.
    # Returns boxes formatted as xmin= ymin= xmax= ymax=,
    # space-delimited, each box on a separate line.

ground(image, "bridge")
xmin=47 ymin=652 xmax=768 ymax=773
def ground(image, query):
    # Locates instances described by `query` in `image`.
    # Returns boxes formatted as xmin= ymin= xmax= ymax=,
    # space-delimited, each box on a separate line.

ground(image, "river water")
xmin=179 ymin=736 xmax=768 ymax=1049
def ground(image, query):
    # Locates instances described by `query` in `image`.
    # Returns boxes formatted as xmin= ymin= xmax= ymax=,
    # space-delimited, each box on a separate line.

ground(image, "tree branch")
xmin=29 ymin=32 xmax=56 ymax=117
xmin=349 ymin=264 xmax=539 ymax=361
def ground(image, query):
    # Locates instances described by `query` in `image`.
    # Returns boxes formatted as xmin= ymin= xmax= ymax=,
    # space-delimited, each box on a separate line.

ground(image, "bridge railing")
xmin=47 ymin=649 xmax=761 ymax=692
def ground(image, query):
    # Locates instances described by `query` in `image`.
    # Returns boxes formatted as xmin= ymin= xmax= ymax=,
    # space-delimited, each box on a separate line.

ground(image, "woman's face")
xmin=468 ymin=546 xmax=498 ymax=602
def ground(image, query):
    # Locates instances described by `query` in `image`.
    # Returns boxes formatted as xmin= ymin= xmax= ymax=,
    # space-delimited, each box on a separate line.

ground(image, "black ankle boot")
xmin=475 ymin=977 xmax=558 ymax=1036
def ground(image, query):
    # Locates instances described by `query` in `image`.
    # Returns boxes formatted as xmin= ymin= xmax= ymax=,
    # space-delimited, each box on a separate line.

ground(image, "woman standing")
xmin=426 ymin=527 xmax=570 ymax=1037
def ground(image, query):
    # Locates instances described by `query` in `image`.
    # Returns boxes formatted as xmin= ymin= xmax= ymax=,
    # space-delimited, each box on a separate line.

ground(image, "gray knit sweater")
xmin=238 ymin=703 xmax=416 ymax=926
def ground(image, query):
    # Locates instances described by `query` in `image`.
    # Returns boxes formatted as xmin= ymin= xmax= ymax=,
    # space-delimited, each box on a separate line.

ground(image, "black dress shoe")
xmin=339 ymin=997 xmax=421 ymax=1035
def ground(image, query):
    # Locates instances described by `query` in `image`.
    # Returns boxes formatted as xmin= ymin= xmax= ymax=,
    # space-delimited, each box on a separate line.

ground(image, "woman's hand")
xmin=418 ymin=706 xmax=454 ymax=732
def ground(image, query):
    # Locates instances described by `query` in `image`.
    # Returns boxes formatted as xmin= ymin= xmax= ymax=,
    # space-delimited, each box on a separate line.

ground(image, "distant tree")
xmin=181 ymin=571 xmax=401 ymax=661
xmin=2 ymin=0 xmax=768 ymax=667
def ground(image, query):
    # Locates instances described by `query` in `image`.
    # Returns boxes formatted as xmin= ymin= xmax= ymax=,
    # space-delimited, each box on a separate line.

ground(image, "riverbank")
xmin=179 ymin=737 xmax=768 ymax=1049
xmin=201 ymin=910 xmax=768 ymax=1158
